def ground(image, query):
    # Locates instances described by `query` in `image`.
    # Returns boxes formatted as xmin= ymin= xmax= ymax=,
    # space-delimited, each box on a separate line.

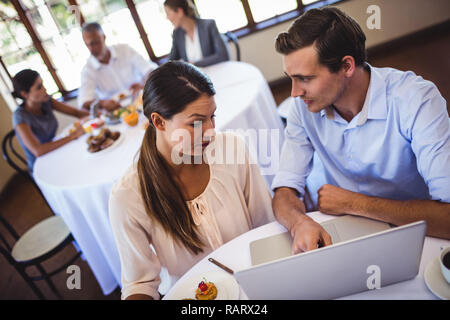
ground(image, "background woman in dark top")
xmin=164 ymin=0 xmax=230 ymax=67
xmin=12 ymin=69 xmax=89 ymax=172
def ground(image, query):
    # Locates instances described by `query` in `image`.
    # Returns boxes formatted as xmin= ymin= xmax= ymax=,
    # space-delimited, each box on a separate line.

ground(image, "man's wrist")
xmin=348 ymin=192 xmax=370 ymax=216
xmin=289 ymin=213 xmax=312 ymax=237
xmin=287 ymin=203 xmax=309 ymax=235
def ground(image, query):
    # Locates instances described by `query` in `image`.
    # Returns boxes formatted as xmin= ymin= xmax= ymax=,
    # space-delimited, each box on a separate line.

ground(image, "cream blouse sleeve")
xmin=109 ymin=169 xmax=162 ymax=300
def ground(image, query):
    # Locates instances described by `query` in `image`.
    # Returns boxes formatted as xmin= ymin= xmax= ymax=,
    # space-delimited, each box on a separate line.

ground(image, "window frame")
xmin=2 ymin=0 xmax=342 ymax=100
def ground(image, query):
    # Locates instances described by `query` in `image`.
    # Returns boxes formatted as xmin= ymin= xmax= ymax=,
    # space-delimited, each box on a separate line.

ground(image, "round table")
xmin=33 ymin=61 xmax=285 ymax=295
xmin=164 ymin=211 xmax=450 ymax=300
xmin=34 ymin=118 xmax=146 ymax=293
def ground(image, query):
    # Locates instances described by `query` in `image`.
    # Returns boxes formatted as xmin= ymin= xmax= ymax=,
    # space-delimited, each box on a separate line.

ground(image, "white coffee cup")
xmin=440 ymin=246 xmax=450 ymax=284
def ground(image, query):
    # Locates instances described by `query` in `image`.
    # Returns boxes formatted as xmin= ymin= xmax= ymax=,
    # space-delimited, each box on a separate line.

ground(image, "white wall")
xmin=239 ymin=0 xmax=450 ymax=82
xmin=0 ymin=94 xmax=15 ymax=191
xmin=1 ymin=0 xmax=449 ymax=191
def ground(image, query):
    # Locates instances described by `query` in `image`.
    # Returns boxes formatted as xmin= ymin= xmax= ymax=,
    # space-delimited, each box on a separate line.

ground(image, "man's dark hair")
xmin=275 ymin=7 xmax=367 ymax=73
xmin=81 ymin=22 xmax=104 ymax=34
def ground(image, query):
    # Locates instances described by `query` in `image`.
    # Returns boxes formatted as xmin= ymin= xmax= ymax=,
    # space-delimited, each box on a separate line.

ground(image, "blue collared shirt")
xmin=272 ymin=64 xmax=450 ymax=203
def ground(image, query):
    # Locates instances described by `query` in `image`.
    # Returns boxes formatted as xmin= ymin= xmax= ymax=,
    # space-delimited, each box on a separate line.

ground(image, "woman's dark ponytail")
xmin=137 ymin=61 xmax=215 ymax=254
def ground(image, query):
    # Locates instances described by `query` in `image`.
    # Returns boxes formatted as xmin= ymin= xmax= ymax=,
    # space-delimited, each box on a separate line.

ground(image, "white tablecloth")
xmin=164 ymin=211 xmax=450 ymax=300
xmin=33 ymin=61 xmax=284 ymax=295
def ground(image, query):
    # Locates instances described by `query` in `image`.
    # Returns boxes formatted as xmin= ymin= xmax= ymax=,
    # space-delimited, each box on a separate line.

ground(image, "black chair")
xmin=0 ymin=212 xmax=82 ymax=299
xmin=2 ymin=130 xmax=30 ymax=181
xmin=2 ymin=130 xmax=52 ymax=208
xmin=223 ymin=31 xmax=241 ymax=61
xmin=1 ymin=130 xmax=82 ymax=299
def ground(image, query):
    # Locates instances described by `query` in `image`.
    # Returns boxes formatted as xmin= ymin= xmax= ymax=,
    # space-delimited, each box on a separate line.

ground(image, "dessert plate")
xmin=163 ymin=270 xmax=240 ymax=300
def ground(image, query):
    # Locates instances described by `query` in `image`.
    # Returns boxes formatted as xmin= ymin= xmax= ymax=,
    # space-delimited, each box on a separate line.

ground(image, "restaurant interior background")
xmin=1 ymin=0 xmax=450 ymax=190
xmin=0 ymin=0 xmax=449 ymax=299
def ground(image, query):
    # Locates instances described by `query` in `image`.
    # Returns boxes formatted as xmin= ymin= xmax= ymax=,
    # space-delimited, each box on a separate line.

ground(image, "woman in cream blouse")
xmin=109 ymin=61 xmax=274 ymax=300
xmin=164 ymin=0 xmax=230 ymax=67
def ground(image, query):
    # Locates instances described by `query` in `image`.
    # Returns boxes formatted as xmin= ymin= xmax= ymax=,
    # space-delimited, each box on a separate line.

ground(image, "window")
xmin=77 ymin=0 xmax=148 ymax=59
xmin=248 ymin=0 xmax=298 ymax=23
xmin=302 ymin=0 xmax=320 ymax=5
xmin=0 ymin=0 xmax=339 ymax=99
xmin=26 ymin=0 xmax=89 ymax=92
xmin=134 ymin=0 xmax=173 ymax=57
xmin=0 ymin=0 xmax=58 ymax=95
xmin=194 ymin=0 xmax=248 ymax=33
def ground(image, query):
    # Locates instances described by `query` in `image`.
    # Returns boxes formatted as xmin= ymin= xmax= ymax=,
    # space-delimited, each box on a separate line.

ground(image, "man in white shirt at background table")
xmin=78 ymin=22 xmax=158 ymax=112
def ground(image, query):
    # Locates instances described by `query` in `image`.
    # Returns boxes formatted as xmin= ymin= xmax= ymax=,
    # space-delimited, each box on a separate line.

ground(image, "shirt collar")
xmin=320 ymin=63 xmax=388 ymax=125
xmin=365 ymin=63 xmax=388 ymax=121
xmin=88 ymin=46 xmax=116 ymax=70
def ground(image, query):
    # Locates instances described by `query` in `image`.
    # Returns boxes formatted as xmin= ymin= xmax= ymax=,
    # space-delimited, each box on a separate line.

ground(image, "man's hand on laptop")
xmin=290 ymin=217 xmax=332 ymax=254
xmin=273 ymin=187 xmax=332 ymax=254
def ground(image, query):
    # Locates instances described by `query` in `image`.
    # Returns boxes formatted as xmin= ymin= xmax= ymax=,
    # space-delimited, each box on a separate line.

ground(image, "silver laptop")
xmin=234 ymin=216 xmax=426 ymax=299
xmin=250 ymin=215 xmax=392 ymax=266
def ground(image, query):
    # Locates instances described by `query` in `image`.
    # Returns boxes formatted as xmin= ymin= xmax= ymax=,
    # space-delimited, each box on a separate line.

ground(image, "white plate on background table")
xmin=424 ymin=257 xmax=450 ymax=299
xmin=163 ymin=271 xmax=240 ymax=300
xmin=112 ymin=90 xmax=135 ymax=107
xmin=112 ymin=89 xmax=131 ymax=101
xmin=59 ymin=119 xmax=102 ymax=138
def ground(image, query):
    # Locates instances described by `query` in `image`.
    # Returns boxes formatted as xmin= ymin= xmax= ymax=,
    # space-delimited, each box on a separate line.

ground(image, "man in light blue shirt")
xmin=271 ymin=7 xmax=450 ymax=253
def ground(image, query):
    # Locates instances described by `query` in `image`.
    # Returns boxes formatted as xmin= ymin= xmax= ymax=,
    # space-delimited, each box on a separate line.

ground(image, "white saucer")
xmin=424 ymin=257 xmax=450 ymax=300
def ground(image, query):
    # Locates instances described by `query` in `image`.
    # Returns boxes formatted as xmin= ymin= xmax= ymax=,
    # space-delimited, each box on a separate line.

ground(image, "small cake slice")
xmin=195 ymin=280 xmax=217 ymax=300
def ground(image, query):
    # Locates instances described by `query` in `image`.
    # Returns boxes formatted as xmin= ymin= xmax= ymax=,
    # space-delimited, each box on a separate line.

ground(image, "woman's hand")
xmin=69 ymin=123 xmax=85 ymax=140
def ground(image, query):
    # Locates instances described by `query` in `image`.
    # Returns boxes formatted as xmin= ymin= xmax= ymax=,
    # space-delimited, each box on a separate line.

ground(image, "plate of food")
xmin=85 ymin=128 xmax=123 ymax=155
xmin=103 ymin=105 xmax=138 ymax=125
xmin=163 ymin=271 xmax=240 ymax=300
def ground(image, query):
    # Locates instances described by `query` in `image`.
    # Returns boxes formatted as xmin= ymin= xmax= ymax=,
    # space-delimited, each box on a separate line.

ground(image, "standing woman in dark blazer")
xmin=164 ymin=0 xmax=230 ymax=67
